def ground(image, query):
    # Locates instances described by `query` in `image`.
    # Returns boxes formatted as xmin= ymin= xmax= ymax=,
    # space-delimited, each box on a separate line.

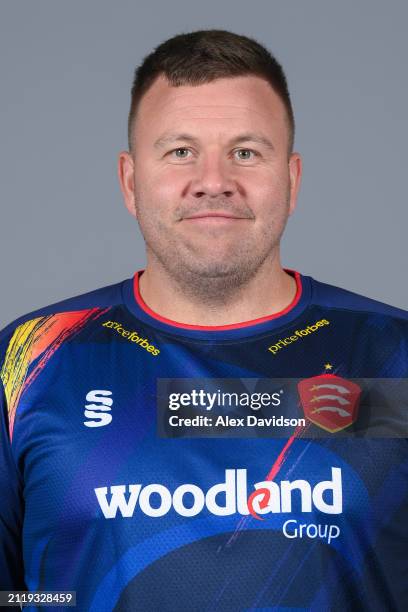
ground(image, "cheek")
xmin=251 ymin=171 xmax=289 ymax=205
xmin=137 ymin=164 xmax=186 ymax=205
xmin=250 ymin=172 xmax=291 ymax=225
xmin=244 ymin=159 xmax=289 ymax=190
xmin=133 ymin=174 xmax=178 ymax=234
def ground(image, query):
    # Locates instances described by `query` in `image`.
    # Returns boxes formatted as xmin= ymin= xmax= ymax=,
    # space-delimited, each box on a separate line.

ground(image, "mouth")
xmin=182 ymin=211 xmax=249 ymax=222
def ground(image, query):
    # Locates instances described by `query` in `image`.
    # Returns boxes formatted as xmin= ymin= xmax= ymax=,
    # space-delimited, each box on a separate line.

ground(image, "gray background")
xmin=1 ymin=0 xmax=407 ymax=329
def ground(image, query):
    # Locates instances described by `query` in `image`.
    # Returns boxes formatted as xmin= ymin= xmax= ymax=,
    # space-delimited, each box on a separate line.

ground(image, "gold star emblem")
xmin=324 ymin=363 xmax=333 ymax=371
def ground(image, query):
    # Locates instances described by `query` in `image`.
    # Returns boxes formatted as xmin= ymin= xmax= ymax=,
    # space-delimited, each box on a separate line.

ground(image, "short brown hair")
xmin=128 ymin=29 xmax=295 ymax=156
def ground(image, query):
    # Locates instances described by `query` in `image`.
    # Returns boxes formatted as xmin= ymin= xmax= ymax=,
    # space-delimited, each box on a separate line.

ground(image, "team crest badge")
xmin=298 ymin=374 xmax=361 ymax=433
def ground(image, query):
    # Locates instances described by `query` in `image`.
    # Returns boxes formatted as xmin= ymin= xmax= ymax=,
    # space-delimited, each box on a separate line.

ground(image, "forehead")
xmin=134 ymin=74 xmax=288 ymax=140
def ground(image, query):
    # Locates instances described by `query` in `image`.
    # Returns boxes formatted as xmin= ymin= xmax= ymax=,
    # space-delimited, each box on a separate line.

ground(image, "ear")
xmin=118 ymin=151 xmax=137 ymax=219
xmin=288 ymin=152 xmax=302 ymax=216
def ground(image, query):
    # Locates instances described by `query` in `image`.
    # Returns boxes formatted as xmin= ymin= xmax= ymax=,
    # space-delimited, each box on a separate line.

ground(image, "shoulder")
xmin=0 ymin=278 xmax=128 ymax=351
xmin=308 ymin=275 xmax=408 ymax=323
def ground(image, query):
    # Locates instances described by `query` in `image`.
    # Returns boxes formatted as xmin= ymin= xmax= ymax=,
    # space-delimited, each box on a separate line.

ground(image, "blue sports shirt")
xmin=0 ymin=269 xmax=407 ymax=611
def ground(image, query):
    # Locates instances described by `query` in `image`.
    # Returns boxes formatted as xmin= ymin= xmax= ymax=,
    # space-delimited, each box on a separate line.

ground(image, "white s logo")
xmin=84 ymin=390 xmax=113 ymax=427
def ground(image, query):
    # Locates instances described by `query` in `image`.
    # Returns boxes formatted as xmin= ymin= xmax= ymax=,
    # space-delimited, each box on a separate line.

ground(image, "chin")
xmin=184 ymin=259 xmax=254 ymax=279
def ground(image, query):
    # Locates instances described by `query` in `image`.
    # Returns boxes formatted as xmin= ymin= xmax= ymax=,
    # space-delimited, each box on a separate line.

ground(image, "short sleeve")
xmin=0 ymin=374 xmax=26 ymax=590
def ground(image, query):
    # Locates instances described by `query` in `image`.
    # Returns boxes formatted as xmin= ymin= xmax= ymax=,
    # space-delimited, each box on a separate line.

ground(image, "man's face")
xmin=119 ymin=74 xmax=302 ymax=289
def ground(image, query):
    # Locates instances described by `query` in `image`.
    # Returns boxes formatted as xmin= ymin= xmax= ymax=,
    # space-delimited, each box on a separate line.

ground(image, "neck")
xmin=137 ymin=255 xmax=298 ymax=327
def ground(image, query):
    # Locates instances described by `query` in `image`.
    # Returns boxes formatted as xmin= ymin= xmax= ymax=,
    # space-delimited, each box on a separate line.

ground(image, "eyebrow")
xmin=153 ymin=132 xmax=275 ymax=151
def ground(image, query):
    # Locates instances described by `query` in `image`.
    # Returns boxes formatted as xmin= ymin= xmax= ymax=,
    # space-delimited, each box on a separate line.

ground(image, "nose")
xmin=189 ymin=154 xmax=237 ymax=199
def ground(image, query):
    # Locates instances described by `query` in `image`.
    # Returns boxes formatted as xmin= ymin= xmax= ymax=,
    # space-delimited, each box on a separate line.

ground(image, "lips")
xmin=183 ymin=211 xmax=246 ymax=220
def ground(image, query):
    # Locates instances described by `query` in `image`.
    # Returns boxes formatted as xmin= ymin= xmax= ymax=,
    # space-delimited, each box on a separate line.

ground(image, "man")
xmin=0 ymin=29 xmax=407 ymax=611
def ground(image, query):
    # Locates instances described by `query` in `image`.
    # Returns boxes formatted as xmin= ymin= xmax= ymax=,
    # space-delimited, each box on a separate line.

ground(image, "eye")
xmin=234 ymin=148 xmax=258 ymax=161
xmin=170 ymin=147 xmax=192 ymax=159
